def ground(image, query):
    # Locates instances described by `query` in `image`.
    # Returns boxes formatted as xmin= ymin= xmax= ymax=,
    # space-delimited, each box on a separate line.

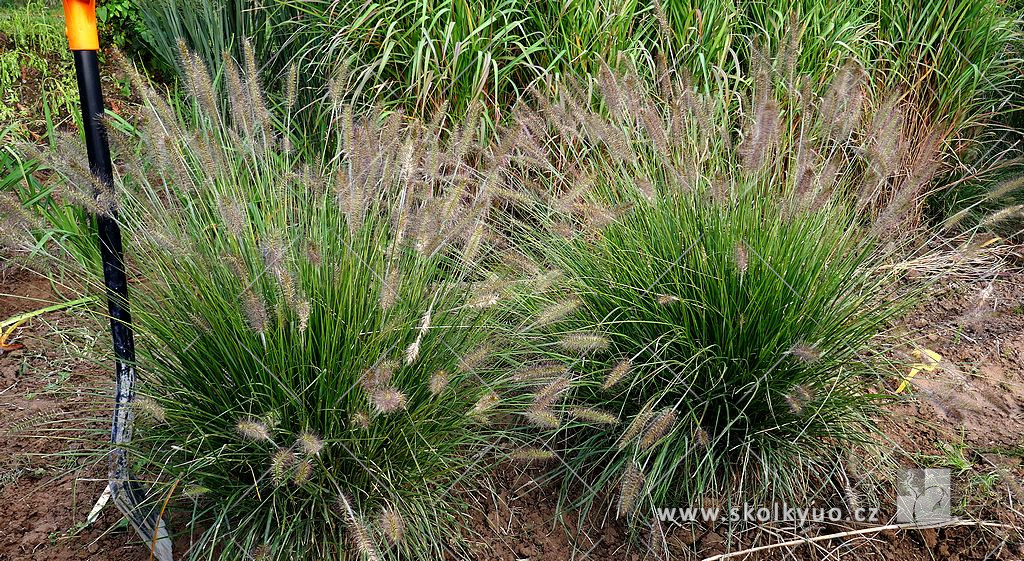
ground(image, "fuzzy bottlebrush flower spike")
xmin=295 ymin=431 xmax=324 ymax=456
xmin=377 ymin=507 xmax=406 ymax=545
xmin=237 ymin=419 xmax=272 ymax=442
xmin=509 ymin=447 xmax=558 ymax=462
xmin=602 ymin=359 xmax=632 ymax=390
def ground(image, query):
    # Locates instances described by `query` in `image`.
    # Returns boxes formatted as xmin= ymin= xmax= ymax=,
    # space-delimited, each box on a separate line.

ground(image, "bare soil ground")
xmin=0 ymin=268 xmax=146 ymax=561
xmin=1 ymin=252 xmax=1023 ymax=560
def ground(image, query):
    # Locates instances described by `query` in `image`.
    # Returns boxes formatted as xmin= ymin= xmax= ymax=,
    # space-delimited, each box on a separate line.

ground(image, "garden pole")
xmin=61 ymin=2 xmax=172 ymax=559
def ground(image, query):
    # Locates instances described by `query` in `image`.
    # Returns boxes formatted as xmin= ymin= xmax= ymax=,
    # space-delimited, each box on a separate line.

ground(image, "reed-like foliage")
xmin=20 ymin=46 xmax=530 ymax=560
xmin=139 ymin=0 xmax=1020 ymax=140
xmin=872 ymin=0 xmax=1022 ymax=128
xmin=498 ymin=61 xmax=929 ymax=524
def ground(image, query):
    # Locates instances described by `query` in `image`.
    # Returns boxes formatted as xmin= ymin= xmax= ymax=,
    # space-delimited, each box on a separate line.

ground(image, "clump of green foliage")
xmin=0 ymin=1 xmax=78 ymax=129
xmin=871 ymin=0 xmax=1021 ymax=129
xmin=498 ymin=59 xmax=935 ymax=525
xmin=20 ymin=47 xmax=532 ymax=560
xmin=97 ymin=0 xmax=152 ymax=55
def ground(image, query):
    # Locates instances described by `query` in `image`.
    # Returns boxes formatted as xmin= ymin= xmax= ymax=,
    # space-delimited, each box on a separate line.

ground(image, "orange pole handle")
xmin=62 ymin=0 xmax=99 ymax=51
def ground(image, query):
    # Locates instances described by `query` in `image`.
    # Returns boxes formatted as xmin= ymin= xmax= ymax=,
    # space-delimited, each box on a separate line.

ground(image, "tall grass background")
xmin=140 ymin=0 xmax=1021 ymax=133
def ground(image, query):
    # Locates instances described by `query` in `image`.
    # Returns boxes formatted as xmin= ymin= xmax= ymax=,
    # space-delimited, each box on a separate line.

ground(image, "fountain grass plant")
xmin=16 ymin=45 xmax=534 ymax=560
xmin=510 ymin=188 xmax=901 ymax=520
xmin=495 ymin=58 xmax=937 ymax=526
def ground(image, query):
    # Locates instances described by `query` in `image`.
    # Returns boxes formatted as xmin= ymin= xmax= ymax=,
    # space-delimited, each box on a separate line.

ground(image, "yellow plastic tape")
xmin=0 ymin=319 xmax=26 ymax=352
xmin=895 ymin=347 xmax=942 ymax=394
xmin=62 ymin=0 xmax=99 ymax=51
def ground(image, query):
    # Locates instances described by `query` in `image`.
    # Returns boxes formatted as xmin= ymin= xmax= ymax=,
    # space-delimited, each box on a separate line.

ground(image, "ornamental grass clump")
xmin=24 ymin=46 xmax=528 ymax=560
xmin=500 ymin=59 xmax=932 ymax=522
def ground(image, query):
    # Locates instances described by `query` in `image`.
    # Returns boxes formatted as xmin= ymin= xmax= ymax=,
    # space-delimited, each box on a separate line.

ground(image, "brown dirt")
xmin=1 ymin=252 xmax=1022 ymax=560
xmin=884 ymin=266 xmax=1024 ymax=450
xmin=459 ymin=469 xmax=631 ymax=560
xmin=0 ymin=268 xmax=147 ymax=561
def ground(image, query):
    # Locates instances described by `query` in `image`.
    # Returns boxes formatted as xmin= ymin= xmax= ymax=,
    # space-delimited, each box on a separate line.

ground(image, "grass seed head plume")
xmin=182 ymin=484 xmax=210 ymax=499
xmin=862 ymin=95 xmax=905 ymax=192
xmin=351 ymin=411 xmax=371 ymax=430
xmin=533 ymin=376 xmax=571 ymax=408
xmin=469 ymin=278 xmax=504 ymax=309
xmin=577 ymin=200 xmax=621 ymax=232
xmin=603 ymin=359 xmax=633 ymax=390
xmin=296 ymin=300 xmax=311 ymax=333
xmin=285 ymin=64 xmax=298 ymax=110
xmin=134 ymin=396 xmax=167 ymax=423
xmin=296 ymin=431 xmax=324 ymax=455
xmin=378 ymin=507 xmax=405 ymax=545
xmin=739 ymin=84 xmax=781 ymax=173
xmin=524 ymin=407 xmax=561 ymax=429
xmin=513 ymin=362 xmax=569 ymax=383
xmin=242 ymin=289 xmax=269 ymax=333
xmin=179 ymin=40 xmax=221 ymax=130
xmin=293 ymin=459 xmax=314 ymax=486
xmin=558 ymin=332 xmax=610 ymax=355
xmin=403 ymin=339 xmax=421 ymax=366
xmin=0 ymin=194 xmax=41 ymax=255
xmin=380 ymin=267 xmax=400 ymax=310
xmin=533 ymin=298 xmax=581 ymax=329
xmin=617 ymin=462 xmax=645 ymax=517
xmin=820 ymin=60 xmax=866 ymax=141
xmin=639 ymin=408 xmax=678 ymax=450
xmin=217 ymin=197 xmax=248 ymax=239
xmin=250 ymin=544 xmax=269 ymax=561
xmin=789 ymin=342 xmax=822 ymax=363
xmin=370 ymin=387 xmax=408 ymax=415
xmin=656 ymin=294 xmax=679 ymax=305
xmin=844 ymin=483 xmax=861 ymax=512
xmin=733 ymin=242 xmax=749 ymax=274
xmin=569 ymin=407 xmax=620 ymax=425
xmin=270 ymin=448 xmax=295 ymax=486
xmin=458 ymin=344 xmax=491 ymax=372
xmin=509 ymin=447 xmax=558 ymax=462
xmin=237 ymin=418 xmax=272 ymax=442
xmin=533 ymin=269 xmax=563 ymax=293
xmin=405 ymin=306 xmax=433 ymax=365
xmin=428 ymin=370 xmax=449 ymax=395
xmin=785 ymin=384 xmax=815 ymax=415
xmin=618 ymin=404 xmax=656 ymax=450
xmin=361 ymin=361 xmax=395 ymax=392
xmin=470 ymin=391 xmax=500 ymax=421
xmin=693 ymin=425 xmax=710 ymax=448
xmin=339 ymin=493 xmax=381 ymax=561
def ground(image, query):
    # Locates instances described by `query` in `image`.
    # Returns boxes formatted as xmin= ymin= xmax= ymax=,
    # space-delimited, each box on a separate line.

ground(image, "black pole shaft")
xmin=71 ymin=50 xmax=136 ymax=462
xmin=70 ymin=50 xmax=171 ymax=561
